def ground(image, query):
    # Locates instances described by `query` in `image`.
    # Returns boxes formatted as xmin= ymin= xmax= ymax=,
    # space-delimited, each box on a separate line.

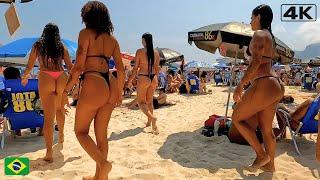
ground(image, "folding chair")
xmin=1 ymin=79 xmax=44 ymax=148
xmin=277 ymin=95 xmax=320 ymax=155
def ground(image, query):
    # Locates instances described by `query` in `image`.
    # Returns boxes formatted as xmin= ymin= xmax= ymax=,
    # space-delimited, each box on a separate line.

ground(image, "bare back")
xmin=135 ymin=48 xmax=160 ymax=75
xmin=83 ymin=29 xmax=119 ymax=73
xmin=248 ymin=30 xmax=276 ymax=79
xmin=24 ymin=45 xmax=73 ymax=76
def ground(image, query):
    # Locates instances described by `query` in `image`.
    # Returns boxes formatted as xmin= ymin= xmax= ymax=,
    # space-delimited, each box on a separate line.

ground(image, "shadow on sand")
xmin=157 ymin=128 xmax=277 ymax=179
xmin=109 ymin=127 xmax=144 ymax=141
xmin=29 ymin=144 xmax=81 ymax=172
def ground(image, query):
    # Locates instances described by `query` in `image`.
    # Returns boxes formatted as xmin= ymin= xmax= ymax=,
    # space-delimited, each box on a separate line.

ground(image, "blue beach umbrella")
xmin=0 ymin=37 xmax=77 ymax=66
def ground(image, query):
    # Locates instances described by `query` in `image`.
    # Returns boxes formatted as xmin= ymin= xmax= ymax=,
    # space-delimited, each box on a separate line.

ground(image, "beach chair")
xmin=302 ymin=73 xmax=314 ymax=90
xmin=214 ymin=73 xmax=223 ymax=85
xmin=158 ymin=72 xmax=167 ymax=89
xmin=276 ymin=95 xmax=320 ymax=155
xmin=1 ymin=79 xmax=44 ymax=148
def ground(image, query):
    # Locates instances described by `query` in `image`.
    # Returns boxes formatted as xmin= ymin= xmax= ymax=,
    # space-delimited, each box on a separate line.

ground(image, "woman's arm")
xmin=155 ymin=51 xmax=160 ymax=75
xmin=238 ymin=31 xmax=265 ymax=88
xmin=63 ymin=46 xmax=73 ymax=72
xmin=128 ymin=50 xmax=140 ymax=83
xmin=22 ymin=45 xmax=38 ymax=79
xmin=112 ymin=40 xmax=125 ymax=98
xmin=65 ymin=29 xmax=89 ymax=92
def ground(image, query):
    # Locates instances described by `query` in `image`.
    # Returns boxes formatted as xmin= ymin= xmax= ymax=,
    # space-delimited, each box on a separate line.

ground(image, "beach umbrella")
xmin=188 ymin=22 xmax=294 ymax=119
xmin=188 ymin=22 xmax=294 ymax=64
xmin=156 ymin=48 xmax=184 ymax=64
xmin=0 ymin=37 xmax=77 ymax=66
xmin=0 ymin=0 xmax=33 ymax=3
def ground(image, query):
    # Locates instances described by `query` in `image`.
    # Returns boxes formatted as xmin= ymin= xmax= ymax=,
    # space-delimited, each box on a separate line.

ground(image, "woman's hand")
xmin=21 ymin=78 xmax=28 ymax=87
xmin=233 ymin=84 xmax=243 ymax=103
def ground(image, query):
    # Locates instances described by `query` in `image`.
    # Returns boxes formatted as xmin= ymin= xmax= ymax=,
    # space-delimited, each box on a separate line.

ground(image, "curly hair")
xmin=81 ymin=1 xmax=114 ymax=38
xmin=34 ymin=23 xmax=64 ymax=67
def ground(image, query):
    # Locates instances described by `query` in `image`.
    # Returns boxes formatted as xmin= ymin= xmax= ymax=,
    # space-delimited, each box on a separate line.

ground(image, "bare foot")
xmin=246 ymin=155 xmax=270 ymax=172
xmin=260 ymin=162 xmax=275 ymax=172
xmin=152 ymin=126 xmax=159 ymax=135
xmin=145 ymin=121 xmax=151 ymax=127
xmin=82 ymin=175 xmax=97 ymax=180
xmin=98 ymin=161 xmax=112 ymax=180
xmin=43 ymin=155 xmax=53 ymax=163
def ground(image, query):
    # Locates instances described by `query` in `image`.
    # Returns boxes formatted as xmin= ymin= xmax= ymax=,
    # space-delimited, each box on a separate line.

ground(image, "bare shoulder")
xmin=108 ymin=35 xmax=118 ymax=45
xmin=79 ymin=28 xmax=90 ymax=36
xmin=252 ymin=30 xmax=267 ymax=41
xmin=136 ymin=48 xmax=144 ymax=55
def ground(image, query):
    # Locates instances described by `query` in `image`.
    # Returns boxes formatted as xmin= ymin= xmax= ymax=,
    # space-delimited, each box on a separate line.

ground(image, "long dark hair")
xmin=34 ymin=23 xmax=64 ymax=68
xmin=142 ymin=33 xmax=155 ymax=75
xmin=252 ymin=4 xmax=276 ymax=48
xmin=81 ymin=1 xmax=114 ymax=38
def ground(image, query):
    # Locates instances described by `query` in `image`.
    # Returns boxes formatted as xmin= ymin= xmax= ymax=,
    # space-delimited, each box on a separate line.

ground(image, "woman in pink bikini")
xmin=21 ymin=23 xmax=73 ymax=162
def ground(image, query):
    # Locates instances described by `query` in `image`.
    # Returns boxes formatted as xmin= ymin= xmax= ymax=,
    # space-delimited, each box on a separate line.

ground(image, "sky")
xmin=0 ymin=0 xmax=319 ymax=62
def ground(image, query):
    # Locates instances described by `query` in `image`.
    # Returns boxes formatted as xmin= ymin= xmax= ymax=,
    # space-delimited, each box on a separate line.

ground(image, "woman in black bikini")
xmin=231 ymin=4 xmax=285 ymax=172
xmin=128 ymin=33 xmax=160 ymax=134
xmin=64 ymin=2 xmax=125 ymax=179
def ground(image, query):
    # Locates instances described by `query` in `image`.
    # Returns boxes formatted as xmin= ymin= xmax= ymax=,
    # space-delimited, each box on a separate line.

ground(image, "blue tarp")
xmin=0 ymin=37 xmax=77 ymax=59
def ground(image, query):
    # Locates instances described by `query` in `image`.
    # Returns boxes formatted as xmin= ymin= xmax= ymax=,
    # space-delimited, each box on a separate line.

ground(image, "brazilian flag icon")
xmin=5 ymin=157 xmax=29 ymax=176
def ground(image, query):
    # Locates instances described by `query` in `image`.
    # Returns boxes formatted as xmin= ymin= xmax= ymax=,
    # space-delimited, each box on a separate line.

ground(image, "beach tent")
xmin=185 ymin=61 xmax=216 ymax=71
xmin=0 ymin=37 xmax=77 ymax=66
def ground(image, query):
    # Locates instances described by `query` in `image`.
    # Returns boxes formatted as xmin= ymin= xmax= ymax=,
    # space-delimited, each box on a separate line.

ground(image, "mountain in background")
xmin=295 ymin=43 xmax=320 ymax=60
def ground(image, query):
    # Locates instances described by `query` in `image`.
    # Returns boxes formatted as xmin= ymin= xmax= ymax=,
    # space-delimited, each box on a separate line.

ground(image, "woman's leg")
xmin=91 ymin=103 xmax=114 ymax=180
xmin=232 ymin=83 xmax=271 ymax=170
xmin=146 ymin=79 xmax=158 ymax=134
xmin=137 ymin=76 xmax=156 ymax=124
xmin=233 ymin=77 xmax=284 ymax=171
xmin=258 ymin=102 xmax=278 ymax=172
xmin=89 ymin=75 xmax=118 ymax=180
xmin=55 ymin=73 xmax=68 ymax=143
xmin=38 ymin=72 xmax=57 ymax=162
xmin=228 ymin=114 xmax=259 ymax=145
xmin=74 ymin=74 xmax=111 ymax=179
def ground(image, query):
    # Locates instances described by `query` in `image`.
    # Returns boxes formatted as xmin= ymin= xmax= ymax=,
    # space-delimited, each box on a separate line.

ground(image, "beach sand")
xmin=0 ymin=85 xmax=319 ymax=180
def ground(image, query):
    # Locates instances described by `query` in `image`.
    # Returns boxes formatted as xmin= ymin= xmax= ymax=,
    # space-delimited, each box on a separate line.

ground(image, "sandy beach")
xmin=0 ymin=85 xmax=319 ymax=180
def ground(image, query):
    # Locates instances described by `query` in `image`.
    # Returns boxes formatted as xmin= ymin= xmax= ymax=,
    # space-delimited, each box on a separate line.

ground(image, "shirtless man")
xmin=128 ymin=33 xmax=160 ymax=134
xmin=64 ymin=2 xmax=125 ymax=179
xmin=21 ymin=23 xmax=73 ymax=162
xmin=231 ymin=4 xmax=285 ymax=172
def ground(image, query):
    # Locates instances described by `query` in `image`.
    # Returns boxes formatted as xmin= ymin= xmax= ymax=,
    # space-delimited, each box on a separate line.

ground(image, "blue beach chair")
xmin=0 ymin=79 xmax=43 ymax=148
xmin=277 ymin=95 xmax=320 ymax=155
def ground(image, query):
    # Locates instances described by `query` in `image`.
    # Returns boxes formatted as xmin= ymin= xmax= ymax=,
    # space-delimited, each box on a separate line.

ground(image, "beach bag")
xmin=204 ymin=114 xmax=226 ymax=129
xmin=202 ymin=114 xmax=231 ymax=137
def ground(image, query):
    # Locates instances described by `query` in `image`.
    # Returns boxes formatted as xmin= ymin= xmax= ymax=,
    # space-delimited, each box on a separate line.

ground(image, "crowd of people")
xmin=0 ymin=2 xmax=319 ymax=179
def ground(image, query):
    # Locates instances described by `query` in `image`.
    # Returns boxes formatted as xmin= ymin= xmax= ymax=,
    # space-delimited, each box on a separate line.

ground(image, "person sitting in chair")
xmin=186 ymin=71 xmax=200 ymax=94
xmin=276 ymin=96 xmax=320 ymax=162
xmin=3 ymin=67 xmax=43 ymax=136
